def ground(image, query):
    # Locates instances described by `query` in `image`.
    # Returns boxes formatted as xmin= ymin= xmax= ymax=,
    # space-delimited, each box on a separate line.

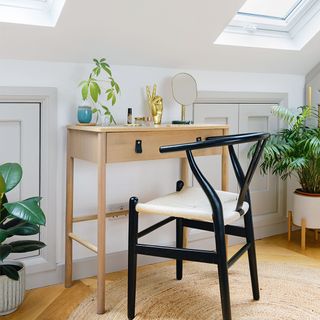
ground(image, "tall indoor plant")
xmin=260 ymin=105 xmax=320 ymax=232
xmin=0 ymin=163 xmax=46 ymax=315
xmin=79 ymin=58 xmax=120 ymax=125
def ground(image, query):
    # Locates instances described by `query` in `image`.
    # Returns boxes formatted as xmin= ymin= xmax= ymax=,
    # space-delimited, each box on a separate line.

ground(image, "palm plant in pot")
xmin=0 ymin=163 xmax=46 ymax=315
xmin=260 ymin=105 xmax=320 ymax=245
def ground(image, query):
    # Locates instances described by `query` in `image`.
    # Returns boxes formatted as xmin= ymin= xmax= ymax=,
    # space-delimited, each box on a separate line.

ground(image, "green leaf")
xmin=89 ymin=82 xmax=101 ymax=103
xmin=107 ymin=92 xmax=113 ymax=101
xmin=93 ymin=58 xmax=99 ymax=65
xmin=0 ymin=175 xmax=5 ymax=194
xmin=2 ymin=217 xmax=22 ymax=229
xmin=81 ymin=83 xmax=89 ymax=101
xmin=0 ymin=194 xmax=10 ymax=223
xmin=0 ymin=229 xmax=8 ymax=243
xmin=0 ymin=163 xmax=22 ymax=193
xmin=10 ymin=240 xmax=46 ymax=253
xmin=4 ymin=198 xmax=46 ymax=225
xmin=101 ymin=64 xmax=112 ymax=76
xmin=6 ymin=222 xmax=40 ymax=237
xmin=0 ymin=265 xmax=19 ymax=281
xmin=114 ymin=82 xmax=120 ymax=94
xmin=112 ymin=95 xmax=116 ymax=106
xmin=0 ymin=244 xmax=11 ymax=261
xmin=92 ymin=108 xmax=98 ymax=113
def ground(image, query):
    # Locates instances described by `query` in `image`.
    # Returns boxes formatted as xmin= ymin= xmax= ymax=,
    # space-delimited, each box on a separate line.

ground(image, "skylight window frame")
xmin=215 ymin=0 xmax=320 ymax=51
xmin=0 ymin=0 xmax=50 ymax=11
xmin=228 ymin=0 xmax=317 ymax=36
xmin=0 ymin=0 xmax=64 ymax=27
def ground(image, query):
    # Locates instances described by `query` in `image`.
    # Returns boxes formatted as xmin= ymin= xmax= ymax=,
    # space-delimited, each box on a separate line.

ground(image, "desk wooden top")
xmin=67 ymin=124 xmax=229 ymax=133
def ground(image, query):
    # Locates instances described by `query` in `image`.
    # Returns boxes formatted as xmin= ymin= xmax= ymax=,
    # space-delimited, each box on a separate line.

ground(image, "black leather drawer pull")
xmin=135 ymin=140 xmax=142 ymax=153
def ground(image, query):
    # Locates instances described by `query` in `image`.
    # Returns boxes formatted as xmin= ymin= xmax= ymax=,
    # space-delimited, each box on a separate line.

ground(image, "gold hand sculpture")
xmin=146 ymin=84 xmax=163 ymax=125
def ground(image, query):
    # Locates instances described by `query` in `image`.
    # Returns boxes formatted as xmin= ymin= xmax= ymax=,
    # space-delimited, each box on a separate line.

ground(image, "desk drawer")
xmin=106 ymin=129 xmax=224 ymax=163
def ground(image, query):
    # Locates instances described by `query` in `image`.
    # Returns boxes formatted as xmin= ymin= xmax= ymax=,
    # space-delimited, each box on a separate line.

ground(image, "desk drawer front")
xmin=106 ymin=129 xmax=224 ymax=163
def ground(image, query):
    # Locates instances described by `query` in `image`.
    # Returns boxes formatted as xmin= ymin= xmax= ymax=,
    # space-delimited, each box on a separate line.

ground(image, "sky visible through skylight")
xmin=239 ymin=0 xmax=303 ymax=19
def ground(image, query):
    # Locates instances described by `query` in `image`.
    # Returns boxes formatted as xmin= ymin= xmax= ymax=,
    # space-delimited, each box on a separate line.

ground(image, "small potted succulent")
xmin=260 ymin=105 xmax=320 ymax=229
xmin=0 ymin=163 xmax=46 ymax=315
xmin=79 ymin=58 xmax=120 ymax=125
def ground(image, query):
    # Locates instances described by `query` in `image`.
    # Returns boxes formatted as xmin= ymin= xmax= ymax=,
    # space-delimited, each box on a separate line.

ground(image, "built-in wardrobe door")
xmin=0 ymin=103 xmax=41 ymax=259
xmin=239 ymin=104 xmax=283 ymax=225
xmin=193 ymin=104 xmax=238 ymax=192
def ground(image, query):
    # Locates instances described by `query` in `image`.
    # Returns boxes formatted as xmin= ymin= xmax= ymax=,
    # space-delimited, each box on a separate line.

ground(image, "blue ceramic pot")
xmin=77 ymin=106 xmax=92 ymax=123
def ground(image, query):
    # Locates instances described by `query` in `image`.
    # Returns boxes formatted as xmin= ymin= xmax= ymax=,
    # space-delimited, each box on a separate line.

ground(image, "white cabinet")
xmin=194 ymin=103 xmax=284 ymax=236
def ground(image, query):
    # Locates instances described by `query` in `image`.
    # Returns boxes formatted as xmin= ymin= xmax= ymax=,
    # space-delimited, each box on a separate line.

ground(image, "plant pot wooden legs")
xmin=287 ymin=211 xmax=306 ymax=250
xmin=288 ymin=211 xmax=292 ymax=241
xmin=301 ymin=218 xmax=306 ymax=250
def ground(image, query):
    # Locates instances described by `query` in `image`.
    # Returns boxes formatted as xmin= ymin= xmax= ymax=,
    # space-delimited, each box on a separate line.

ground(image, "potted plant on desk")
xmin=0 ymin=163 xmax=46 ymax=315
xmin=78 ymin=58 xmax=121 ymax=125
xmin=260 ymin=105 xmax=320 ymax=248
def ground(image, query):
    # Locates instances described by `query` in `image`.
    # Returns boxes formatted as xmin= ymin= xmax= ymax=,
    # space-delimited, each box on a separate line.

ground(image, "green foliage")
xmin=79 ymin=58 xmax=120 ymax=125
xmin=260 ymin=105 xmax=320 ymax=193
xmin=0 ymin=163 xmax=46 ymax=280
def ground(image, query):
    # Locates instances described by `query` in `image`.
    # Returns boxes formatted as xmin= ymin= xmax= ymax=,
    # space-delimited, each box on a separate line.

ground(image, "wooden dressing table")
xmin=65 ymin=124 xmax=229 ymax=314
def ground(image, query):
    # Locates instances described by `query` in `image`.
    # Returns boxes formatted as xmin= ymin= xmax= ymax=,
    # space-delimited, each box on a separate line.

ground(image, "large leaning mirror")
xmin=172 ymin=73 xmax=198 ymax=124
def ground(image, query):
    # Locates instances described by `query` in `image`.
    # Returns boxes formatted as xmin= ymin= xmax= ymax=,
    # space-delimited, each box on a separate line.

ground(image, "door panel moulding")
xmin=0 ymin=87 xmax=57 ymax=275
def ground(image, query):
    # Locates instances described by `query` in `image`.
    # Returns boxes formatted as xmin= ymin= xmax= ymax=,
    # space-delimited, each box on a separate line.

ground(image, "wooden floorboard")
xmin=3 ymin=230 xmax=320 ymax=320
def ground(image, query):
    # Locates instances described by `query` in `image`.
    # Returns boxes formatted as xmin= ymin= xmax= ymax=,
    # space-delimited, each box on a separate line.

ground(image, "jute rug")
xmin=69 ymin=261 xmax=320 ymax=319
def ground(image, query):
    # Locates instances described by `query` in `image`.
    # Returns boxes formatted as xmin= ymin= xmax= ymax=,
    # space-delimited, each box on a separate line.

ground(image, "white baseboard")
xmin=26 ymin=221 xmax=287 ymax=290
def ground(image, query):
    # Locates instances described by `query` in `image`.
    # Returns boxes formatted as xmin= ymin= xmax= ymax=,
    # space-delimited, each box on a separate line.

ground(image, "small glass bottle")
xmin=127 ymin=108 xmax=133 ymax=125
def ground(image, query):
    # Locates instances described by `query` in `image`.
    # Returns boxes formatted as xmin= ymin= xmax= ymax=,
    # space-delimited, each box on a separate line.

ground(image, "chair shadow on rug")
xmin=127 ymin=132 xmax=270 ymax=320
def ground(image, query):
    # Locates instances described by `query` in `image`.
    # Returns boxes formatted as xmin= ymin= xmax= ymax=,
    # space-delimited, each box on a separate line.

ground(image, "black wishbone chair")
xmin=127 ymin=132 xmax=270 ymax=320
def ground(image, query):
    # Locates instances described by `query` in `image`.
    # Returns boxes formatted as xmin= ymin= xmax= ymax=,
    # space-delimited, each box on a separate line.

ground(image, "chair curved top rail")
xmin=159 ymin=132 xmax=270 ymax=154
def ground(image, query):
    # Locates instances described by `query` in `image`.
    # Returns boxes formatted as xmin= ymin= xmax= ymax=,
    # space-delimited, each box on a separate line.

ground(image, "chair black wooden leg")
xmin=176 ymin=218 xmax=183 ymax=280
xmin=128 ymin=197 xmax=139 ymax=320
xmin=244 ymin=210 xmax=260 ymax=300
xmin=215 ymin=228 xmax=232 ymax=320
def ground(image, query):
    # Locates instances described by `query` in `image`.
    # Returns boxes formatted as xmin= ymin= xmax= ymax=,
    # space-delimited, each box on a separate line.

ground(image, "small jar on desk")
xmin=134 ymin=116 xmax=145 ymax=126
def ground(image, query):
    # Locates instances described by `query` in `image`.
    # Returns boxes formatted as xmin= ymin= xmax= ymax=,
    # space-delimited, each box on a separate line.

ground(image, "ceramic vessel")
xmin=293 ymin=189 xmax=320 ymax=228
xmin=77 ymin=106 xmax=92 ymax=123
xmin=0 ymin=260 xmax=25 ymax=315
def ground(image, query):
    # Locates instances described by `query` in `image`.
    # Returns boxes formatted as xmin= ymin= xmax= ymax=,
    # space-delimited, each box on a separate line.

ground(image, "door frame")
xmin=0 ymin=87 xmax=57 ymax=274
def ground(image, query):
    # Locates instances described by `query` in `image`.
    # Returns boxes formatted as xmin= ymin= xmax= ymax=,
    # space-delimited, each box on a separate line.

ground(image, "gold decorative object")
xmin=146 ymin=84 xmax=163 ymax=125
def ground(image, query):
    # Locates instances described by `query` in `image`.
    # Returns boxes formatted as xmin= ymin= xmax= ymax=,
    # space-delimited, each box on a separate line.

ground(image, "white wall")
xmin=0 ymin=59 xmax=305 ymax=273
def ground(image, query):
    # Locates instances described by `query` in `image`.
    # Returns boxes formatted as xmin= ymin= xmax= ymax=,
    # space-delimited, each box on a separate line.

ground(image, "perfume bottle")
xmin=127 ymin=108 xmax=133 ymax=125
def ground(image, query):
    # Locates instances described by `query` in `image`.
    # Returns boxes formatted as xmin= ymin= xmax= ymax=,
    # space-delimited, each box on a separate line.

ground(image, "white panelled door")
xmin=193 ymin=102 xmax=284 ymax=234
xmin=238 ymin=104 xmax=281 ymax=224
xmin=194 ymin=104 xmax=238 ymax=192
xmin=0 ymin=103 xmax=40 ymax=259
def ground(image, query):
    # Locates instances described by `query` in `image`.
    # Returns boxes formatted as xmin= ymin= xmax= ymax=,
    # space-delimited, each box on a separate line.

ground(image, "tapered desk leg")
xmin=97 ymin=133 xmax=107 ymax=314
xmin=181 ymin=158 xmax=189 ymax=248
xmin=65 ymin=131 xmax=74 ymax=288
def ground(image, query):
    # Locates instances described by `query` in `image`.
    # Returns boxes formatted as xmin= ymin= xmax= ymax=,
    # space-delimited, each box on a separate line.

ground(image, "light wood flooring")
xmin=3 ymin=230 xmax=320 ymax=320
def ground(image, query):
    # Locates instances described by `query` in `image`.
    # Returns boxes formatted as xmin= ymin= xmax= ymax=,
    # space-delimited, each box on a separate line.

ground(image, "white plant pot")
xmin=293 ymin=190 xmax=320 ymax=229
xmin=0 ymin=260 xmax=25 ymax=315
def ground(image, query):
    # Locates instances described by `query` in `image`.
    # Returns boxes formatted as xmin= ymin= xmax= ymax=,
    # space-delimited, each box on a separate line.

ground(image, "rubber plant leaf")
xmin=0 ymin=194 xmax=10 ymax=223
xmin=4 ymin=198 xmax=46 ymax=225
xmin=0 ymin=163 xmax=22 ymax=192
xmin=6 ymin=222 xmax=39 ymax=237
xmin=9 ymin=240 xmax=46 ymax=253
xmin=0 ymin=265 xmax=19 ymax=281
xmin=0 ymin=244 xmax=12 ymax=261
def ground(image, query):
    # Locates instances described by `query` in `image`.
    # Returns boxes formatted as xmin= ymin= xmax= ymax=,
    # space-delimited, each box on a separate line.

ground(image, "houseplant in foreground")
xmin=79 ymin=58 xmax=120 ymax=125
xmin=0 ymin=163 xmax=46 ymax=315
xmin=260 ymin=105 xmax=320 ymax=241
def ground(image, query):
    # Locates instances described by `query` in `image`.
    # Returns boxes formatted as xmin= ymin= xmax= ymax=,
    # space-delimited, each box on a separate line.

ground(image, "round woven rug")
xmin=69 ymin=261 xmax=320 ymax=320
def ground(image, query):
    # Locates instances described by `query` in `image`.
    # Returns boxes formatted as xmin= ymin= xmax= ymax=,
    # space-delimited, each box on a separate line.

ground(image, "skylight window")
xmin=215 ymin=0 xmax=320 ymax=50
xmin=0 ymin=0 xmax=65 ymax=27
xmin=238 ymin=0 xmax=303 ymax=20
